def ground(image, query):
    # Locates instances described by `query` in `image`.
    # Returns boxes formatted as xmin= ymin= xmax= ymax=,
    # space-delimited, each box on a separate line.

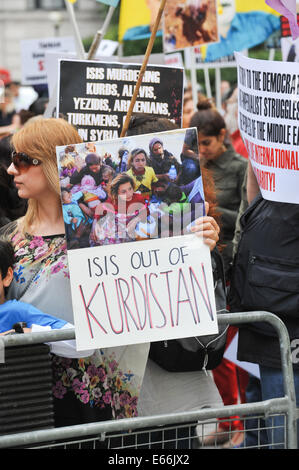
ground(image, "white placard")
xmin=20 ymin=36 xmax=76 ymax=85
xmin=236 ymin=52 xmax=299 ymax=204
xmin=67 ymin=235 xmax=218 ymax=351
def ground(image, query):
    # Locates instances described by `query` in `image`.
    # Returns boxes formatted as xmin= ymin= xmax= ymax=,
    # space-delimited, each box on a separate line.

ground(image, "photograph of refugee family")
xmin=56 ymin=127 xmax=205 ymax=250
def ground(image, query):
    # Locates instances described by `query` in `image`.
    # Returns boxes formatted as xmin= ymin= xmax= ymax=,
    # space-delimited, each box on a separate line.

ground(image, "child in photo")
xmin=101 ymin=165 xmax=115 ymax=192
xmin=79 ymin=174 xmax=107 ymax=214
xmin=126 ymin=148 xmax=158 ymax=199
xmin=160 ymin=183 xmax=190 ymax=216
xmin=91 ymin=173 xmax=149 ymax=245
xmin=61 ymin=189 xmax=92 ymax=246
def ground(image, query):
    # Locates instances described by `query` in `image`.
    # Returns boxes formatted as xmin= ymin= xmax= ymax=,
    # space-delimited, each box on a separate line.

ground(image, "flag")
xmin=118 ymin=0 xmax=162 ymax=42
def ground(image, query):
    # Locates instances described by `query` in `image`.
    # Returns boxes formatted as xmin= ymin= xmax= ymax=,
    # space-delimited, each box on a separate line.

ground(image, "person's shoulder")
xmin=229 ymin=149 xmax=248 ymax=169
xmin=231 ymin=149 xmax=247 ymax=163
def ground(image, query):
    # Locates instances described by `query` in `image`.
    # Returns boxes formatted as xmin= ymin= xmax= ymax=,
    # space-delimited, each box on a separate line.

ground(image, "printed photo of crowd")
xmin=56 ymin=127 xmax=205 ymax=250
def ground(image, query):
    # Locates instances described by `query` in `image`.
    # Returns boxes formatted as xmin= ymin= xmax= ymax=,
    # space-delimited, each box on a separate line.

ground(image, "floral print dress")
xmin=2 ymin=225 xmax=149 ymax=425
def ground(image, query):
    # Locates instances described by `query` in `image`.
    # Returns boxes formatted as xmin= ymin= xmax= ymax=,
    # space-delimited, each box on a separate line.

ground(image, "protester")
xmin=0 ymin=239 xmax=85 ymax=358
xmin=0 ymin=88 xmax=15 ymax=127
xmin=190 ymin=97 xmax=248 ymax=278
xmin=6 ymin=81 xmax=38 ymax=113
xmin=229 ymin=160 xmax=299 ymax=448
xmin=189 ymin=98 xmax=248 ymax=446
xmin=0 ymin=118 xmax=114 ymax=427
xmin=0 ymin=164 xmax=27 ymax=227
xmin=126 ymin=115 xmax=225 ymax=448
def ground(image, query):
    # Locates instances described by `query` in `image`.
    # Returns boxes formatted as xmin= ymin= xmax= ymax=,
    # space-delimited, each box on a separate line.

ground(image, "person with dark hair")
xmin=0 ymin=164 xmax=27 ymax=227
xmin=190 ymin=97 xmax=247 ymax=278
xmin=0 ymin=135 xmax=13 ymax=168
xmin=124 ymin=115 xmax=226 ymax=448
xmin=0 ymin=239 xmax=86 ymax=357
xmin=28 ymin=97 xmax=49 ymax=115
xmin=70 ymin=152 xmax=107 ymax=187
xmin=190 ymin=98 xmax=248 ymax=446
xmin=148 ymin=137 xmax=181 ymax=182
xmin=126 ymin=114 xmax=178 ymax=137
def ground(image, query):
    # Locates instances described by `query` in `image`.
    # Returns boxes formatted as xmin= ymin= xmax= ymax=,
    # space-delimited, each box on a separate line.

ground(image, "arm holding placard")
xmin=247 ymin=160 xmax=260 ymax=204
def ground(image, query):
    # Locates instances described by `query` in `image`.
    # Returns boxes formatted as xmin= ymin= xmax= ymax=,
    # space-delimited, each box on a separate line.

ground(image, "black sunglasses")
xmin=11 ymin=151 xmax=42 ymax=170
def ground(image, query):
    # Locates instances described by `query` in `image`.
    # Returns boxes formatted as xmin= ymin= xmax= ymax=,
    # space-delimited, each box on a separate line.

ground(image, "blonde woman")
xmin=0 ymin=118 xmax=114 ymax=428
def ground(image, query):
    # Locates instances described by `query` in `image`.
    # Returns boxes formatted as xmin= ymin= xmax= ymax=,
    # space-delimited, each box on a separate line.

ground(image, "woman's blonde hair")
xmin=11 ymin=118 xmax=82 ymax=234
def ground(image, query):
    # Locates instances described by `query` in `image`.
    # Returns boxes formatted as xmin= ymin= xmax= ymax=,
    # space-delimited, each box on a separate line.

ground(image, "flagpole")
xmin=88 ymin=6 xmax=116 ymax=60
xmin=120 ymin=0 xmax=167 ymax=137
xmin=64 ymin=0 xmax=86 ymax=60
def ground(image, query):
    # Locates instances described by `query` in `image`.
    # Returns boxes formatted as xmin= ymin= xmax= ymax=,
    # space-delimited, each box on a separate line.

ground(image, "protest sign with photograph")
xmin=236 ymin=52 xmax=299 ymax=204
xmin=20 ymin=36 xmax=76 ymax=86
xmin=57 ymin=59 xmax=184 ymax=142
xmin=56 ymin=128 xmax=218 ymax=351
xmin=163 ymin=0 xmax=219 ymax=52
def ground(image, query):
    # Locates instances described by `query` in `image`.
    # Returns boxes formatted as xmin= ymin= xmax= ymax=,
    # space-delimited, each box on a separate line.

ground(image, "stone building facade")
xmin=0 ymin=0 xmax=105 ymax=81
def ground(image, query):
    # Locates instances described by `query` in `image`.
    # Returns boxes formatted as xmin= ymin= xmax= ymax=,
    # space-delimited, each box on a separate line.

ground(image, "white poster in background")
xmin=20 ymin=36 xmax=76 ymax=86
xmin=44 ymin=40 xmax=119 ymax=97
xmin=236 ymin=52 xmax=299 ymax=204
xmin=184 ymin=47 xmax=248 ymax=69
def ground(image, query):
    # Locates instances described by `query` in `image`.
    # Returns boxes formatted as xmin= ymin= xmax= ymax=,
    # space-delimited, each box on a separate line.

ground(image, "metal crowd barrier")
xmin=0 ymin=311 xmax=297 ymax=449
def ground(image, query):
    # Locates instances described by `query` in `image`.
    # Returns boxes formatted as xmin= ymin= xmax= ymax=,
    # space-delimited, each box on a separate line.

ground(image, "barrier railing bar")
xmin=0 ymin=311 xmax=297 ymax=449
xmin=0 ymin=398 xmax=290 ymax=449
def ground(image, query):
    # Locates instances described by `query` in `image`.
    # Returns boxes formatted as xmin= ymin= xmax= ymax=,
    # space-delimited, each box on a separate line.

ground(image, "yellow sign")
xmin=119 ymin=0 xmax=156 ymax=42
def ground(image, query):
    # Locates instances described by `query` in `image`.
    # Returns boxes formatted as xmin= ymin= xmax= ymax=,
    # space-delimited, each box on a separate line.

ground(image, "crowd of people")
xmin=0 ymin=64 xmax=297 ymax=450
